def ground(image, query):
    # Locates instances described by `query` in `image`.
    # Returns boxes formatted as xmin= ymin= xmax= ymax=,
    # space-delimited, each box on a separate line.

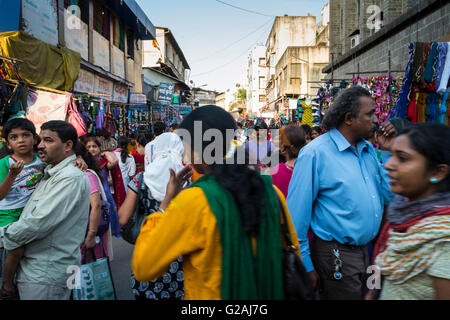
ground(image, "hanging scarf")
xmin=190 ymin=174 xmax=284 ymax=300
xmin=390 ymin=43 xmax=415 ymax=120
xmin=374 ymin=192 xmax=450 ymax=284
xmin=99 ymin=156 xmax=127 ymax=210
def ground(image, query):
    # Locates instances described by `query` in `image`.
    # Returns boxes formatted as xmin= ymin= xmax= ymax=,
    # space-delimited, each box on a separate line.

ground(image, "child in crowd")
xmin=0 ymin=118 xmax=87 ymax=300
xmin=0 ymin=118 xmax=45 ymax=300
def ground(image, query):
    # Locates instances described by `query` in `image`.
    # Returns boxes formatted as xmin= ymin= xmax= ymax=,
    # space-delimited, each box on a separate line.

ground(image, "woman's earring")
xmin=430 ymin=178 xmax=438 ymax=183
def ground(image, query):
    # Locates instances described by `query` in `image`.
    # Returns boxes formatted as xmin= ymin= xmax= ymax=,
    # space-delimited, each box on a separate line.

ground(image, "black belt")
xmin=312 ymin=234 xmax=367 ymax=250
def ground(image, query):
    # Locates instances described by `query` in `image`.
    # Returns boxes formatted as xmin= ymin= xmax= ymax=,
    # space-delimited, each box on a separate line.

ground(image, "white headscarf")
xmin=144 ymin=132 xmax=184 ymax=202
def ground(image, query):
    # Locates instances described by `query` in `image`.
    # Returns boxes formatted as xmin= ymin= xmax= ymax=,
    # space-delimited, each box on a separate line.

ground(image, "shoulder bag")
xmin=67 ymin=97 xmax=87 ymax=137
xmin=276 ymin=194 xmax=316 ymax=300
xmin=121 ymin=173 xmax=158 ymax=244
xmin=86 ymin=169 xmax=111 ymax=237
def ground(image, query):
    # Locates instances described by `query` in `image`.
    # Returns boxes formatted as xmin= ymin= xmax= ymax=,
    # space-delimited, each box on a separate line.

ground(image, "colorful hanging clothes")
xmin=436 ymin=42 xmax=448 ymax=90
xmin=423 ymin=42 xmax=438 ymax=83
xmin=437 ymin=42 xmax=450 ymax=94
xmin=390 ymin=43 xmax=415 ymax=120
xmin=99 ymin=156 xmax=126 ymax=237
xmin=407 ymin=92 xmax=418 ymax=123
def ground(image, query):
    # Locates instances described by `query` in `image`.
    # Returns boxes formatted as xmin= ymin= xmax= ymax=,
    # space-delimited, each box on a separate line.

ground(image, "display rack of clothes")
xmin=348 ymin=75 xmax=403 ymax=123
xmin=390 ymin=41 xmax=450 ymax=125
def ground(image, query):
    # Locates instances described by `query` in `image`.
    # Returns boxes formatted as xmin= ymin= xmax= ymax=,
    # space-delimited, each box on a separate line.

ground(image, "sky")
xmin=136 ymin=0 xmax=329 ymax=93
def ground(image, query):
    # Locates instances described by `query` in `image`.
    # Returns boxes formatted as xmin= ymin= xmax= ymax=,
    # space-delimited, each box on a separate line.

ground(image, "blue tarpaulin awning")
xmin=0 ymin=0 xmax=20 ymax=33
xmin=104 ymin=0 xmax=156 ymax=40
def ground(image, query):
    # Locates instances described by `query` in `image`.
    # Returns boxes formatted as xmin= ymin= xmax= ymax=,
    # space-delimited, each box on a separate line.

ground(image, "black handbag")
xmin=276 ymin=195 xmax=316 ymax=300
xmin=121 ymin=173 xmax=153 ymax=244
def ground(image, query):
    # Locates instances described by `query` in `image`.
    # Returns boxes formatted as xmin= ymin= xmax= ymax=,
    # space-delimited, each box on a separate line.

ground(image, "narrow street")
xmin=109 ymin=236 xmax=135 ymax=300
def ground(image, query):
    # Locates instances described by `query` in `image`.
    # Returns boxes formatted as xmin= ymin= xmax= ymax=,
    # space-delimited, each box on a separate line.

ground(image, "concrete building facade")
xmin=263 ymin=10 xmax=330 ymax=116
xmin=142 ymin=27 xmax=190 ymax=83
xmin=246 ymin=45 xmax=267 ymax=115
xmin=60 ymin=0 xmax=157 ymax=101
xmin=142 ymin=26 xmax=191 ymax=105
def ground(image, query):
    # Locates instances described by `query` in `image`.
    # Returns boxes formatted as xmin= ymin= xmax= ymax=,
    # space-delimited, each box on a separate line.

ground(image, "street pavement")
xmin=109 ymin=236 xmax=135 ymax=300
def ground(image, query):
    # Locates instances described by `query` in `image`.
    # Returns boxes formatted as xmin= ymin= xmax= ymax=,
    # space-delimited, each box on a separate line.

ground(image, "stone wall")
xmin=325 ymin=1 xmax=449 ymax=79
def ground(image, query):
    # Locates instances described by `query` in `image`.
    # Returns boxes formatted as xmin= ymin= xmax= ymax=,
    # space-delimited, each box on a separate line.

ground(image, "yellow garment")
xmin=0 ymin=31 xmax=80 ymax=91
xmin=301 ymin=101 xmax=314 ymax=127
xmin=132 ymin=185 xmax=300 ymax=300
xmin=127 ymin=143 xmax=135 ymax=154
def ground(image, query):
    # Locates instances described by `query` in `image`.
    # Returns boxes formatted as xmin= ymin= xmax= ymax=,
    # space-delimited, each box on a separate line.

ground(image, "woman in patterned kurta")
xmin=372 ymin=123 xmax=450 ymax=300
xmin=118 ymin=133 xmax=185 ymax=300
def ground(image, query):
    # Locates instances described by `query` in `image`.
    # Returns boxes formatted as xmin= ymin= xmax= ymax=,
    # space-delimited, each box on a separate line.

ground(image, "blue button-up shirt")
xmin=287 ymin=128 xmax=392 ymax=272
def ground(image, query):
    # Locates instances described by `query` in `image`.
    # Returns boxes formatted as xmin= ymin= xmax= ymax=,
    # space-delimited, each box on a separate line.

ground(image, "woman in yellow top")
xmin=132 ymin=105 xmax=301 ymax=300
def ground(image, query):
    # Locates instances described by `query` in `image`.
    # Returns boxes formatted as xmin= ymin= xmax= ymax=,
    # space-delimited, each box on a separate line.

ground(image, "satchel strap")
xmin=86 ymin=169 xmax=107 ymax=201
xmin=275 ymin=191 xmax=295 ymax=248
xmin=136 ymin=173 xmax=152 ymax=214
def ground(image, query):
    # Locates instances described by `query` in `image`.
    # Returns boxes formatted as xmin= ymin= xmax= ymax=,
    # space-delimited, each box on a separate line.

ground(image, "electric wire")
xmin=192 ymin=17 xmax=274 ymax=63
xmin=191 ymin=22 xmax=272 ymax=77
xmin=214 ymin=0 xmax=275 ymax=17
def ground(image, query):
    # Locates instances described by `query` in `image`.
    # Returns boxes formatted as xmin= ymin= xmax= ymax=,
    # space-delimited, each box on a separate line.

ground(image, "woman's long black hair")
xmin=118 ymin=136 xmax=129 ymax=164
xmin=179 ymin=105 xmax=266 ymax=236
xmin=74 ymin=142 xmax=101 ymax=176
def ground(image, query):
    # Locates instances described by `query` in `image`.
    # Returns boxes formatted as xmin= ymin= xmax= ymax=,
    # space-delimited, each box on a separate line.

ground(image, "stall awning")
xmin=104 ymin=0 xmax=156 ymax=40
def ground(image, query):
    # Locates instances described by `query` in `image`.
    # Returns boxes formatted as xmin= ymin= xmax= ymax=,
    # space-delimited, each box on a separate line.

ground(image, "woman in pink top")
xmin=75 ymin=144 xmax=109 ymax=263
xmin=271 ymin=125 xmax=306 ymax=198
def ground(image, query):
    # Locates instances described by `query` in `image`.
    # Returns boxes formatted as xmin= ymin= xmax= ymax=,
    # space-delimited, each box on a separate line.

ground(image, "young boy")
xmin=0 ymin=118 xmax=45 ymax=300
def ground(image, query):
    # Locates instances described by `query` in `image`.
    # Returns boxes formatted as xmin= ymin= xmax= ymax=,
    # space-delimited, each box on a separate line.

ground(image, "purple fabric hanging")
xmin=96 ymin=99 xmax=104 ymax=130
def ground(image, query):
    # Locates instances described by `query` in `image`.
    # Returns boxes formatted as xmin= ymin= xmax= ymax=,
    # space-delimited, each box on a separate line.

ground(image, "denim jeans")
xmin=0 ymin=248 xmax=6 ymax=288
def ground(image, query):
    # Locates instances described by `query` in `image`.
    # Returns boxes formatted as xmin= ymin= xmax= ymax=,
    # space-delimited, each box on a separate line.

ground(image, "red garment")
xmin=406 ymin=92 xmax=418 ymax=123
xmin=270 ymin=162 xmax=294 ymax=198
xmin=131 ymin=149 xmax=145 ymax=174
xmin=372 ymin=206 xmax=450 ymax=262
xmin=99 ymin=156 xmax=127 ymax=209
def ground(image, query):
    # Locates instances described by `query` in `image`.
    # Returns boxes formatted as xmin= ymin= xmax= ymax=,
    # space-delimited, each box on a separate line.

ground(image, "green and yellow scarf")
xmin=190 ymin=173 xmax=284 ymax=300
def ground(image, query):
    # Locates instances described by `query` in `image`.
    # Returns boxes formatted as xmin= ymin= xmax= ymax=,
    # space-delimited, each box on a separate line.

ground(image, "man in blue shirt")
xmin=287 ymin=87 xmax=393 ymax=300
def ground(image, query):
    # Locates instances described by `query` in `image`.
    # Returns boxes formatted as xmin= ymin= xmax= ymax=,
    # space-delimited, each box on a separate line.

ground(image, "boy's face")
xmin=6 ymin=128 xmax=37 ymax=155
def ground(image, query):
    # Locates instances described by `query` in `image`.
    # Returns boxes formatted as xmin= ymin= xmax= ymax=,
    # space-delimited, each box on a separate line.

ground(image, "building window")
xmin=93 ymin=0 xmax=110 ymax=40
xmin=350 ymin=35 xmax=360 ymax=49
xmin=290 ymin=78 xmax=301 ymax=86
xmin=259 ymin=57 xmax=265 ymax=66
xmin=259 ymin=76 xmax=266 ymax=89
xmin=64 ymin=0 xmax=89 ymax=24
xmin=127 ymin=29 xmax=134 ymax=60
xmin=113 ymin=16 xmax=125 ymax=51
xmin=259 ymin=95 xmax=266 ymax=103
xmin=283 ymin=67 xmax=287 ymax=80
xmin=290 ymin=63 xmax=301 ymax=77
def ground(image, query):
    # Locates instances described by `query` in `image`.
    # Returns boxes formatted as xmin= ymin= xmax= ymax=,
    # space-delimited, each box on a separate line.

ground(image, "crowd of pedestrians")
xmin=0 ymin=86 xmax=448 ymax=300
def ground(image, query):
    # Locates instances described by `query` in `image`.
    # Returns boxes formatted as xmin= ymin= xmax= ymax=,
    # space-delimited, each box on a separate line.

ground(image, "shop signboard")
xmin=157 ymin=82 xmax=175 ymax=105
xmin=94 ymin=75 xmax=113 ymax=99
xmin=73 ymin=69 xmax=95 ymax=94
xmin=22 ymin=0 xmax=59 ymax=46
xmin=93 ymin=31 xmax=110 ymax=72
xmin=64 ymin=13 xmax=89 ymax=61
xmin=129 ymin=92 xmax=147 ymax=105
xmin=113 ymin=83 xmax=128 ymax=103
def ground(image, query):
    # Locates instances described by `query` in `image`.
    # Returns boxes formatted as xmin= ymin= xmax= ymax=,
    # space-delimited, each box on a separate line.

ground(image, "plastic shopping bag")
xmin=73 ymin=249 xmax=116 ymax=300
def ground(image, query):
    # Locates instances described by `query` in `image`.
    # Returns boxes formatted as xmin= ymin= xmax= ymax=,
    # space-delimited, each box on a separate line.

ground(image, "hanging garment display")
xmin=391 ymin=41 xmax=449 ymax=125
xmin=26 ymin=89 xmax=70 ymax=133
